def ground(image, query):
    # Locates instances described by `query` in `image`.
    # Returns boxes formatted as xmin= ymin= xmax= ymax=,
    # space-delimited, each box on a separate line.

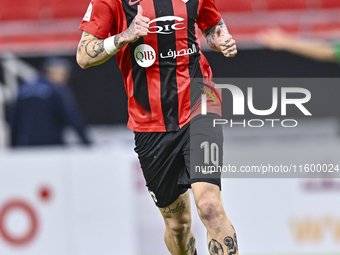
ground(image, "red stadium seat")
xmin=215 ymin=0 xmax=340 ymax=12
xmin=50 ymin=0 xmax=90 ymax=19
xmin=264 ymin=0 xmax=307 ymax=10
xmin=215 ymin=0 xmax=254 ymax=12
xmin=0 ymin=0 xmax=42 ymax=20
xmin=319 ymin=0 xmax=340 ymax=8
xmin=215 ymin=0 xmax=307 ymax=12
xmin=0 ymin=0 xmax=89 ymax=21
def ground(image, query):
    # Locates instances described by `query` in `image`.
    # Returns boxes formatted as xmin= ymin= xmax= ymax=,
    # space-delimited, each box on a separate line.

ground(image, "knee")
xmin=165 ymin=217 xmax=191 ymax=244
xmin=196 ymin=197 xmax=225 ymax=227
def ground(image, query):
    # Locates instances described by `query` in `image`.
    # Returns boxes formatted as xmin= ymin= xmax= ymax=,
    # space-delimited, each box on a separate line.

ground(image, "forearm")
xmin=76 ymin=32 xmax=110 ymax=69
xmin=76 ymin=31 xmax=130 ymax=69
xmin=202 ymin=19 xmax=237 ymax=58
xmin=204 ymin=20 xmax=229 ymax=52
xmin=281 ymin=39 xmax=336 ymax=62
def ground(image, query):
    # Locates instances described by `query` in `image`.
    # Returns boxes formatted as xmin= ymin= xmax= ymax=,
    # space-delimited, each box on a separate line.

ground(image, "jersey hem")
xmin=127 ymin=119 xmax=191 ymax=132
xmin=199 ymin=14 xmax=222 ymax=32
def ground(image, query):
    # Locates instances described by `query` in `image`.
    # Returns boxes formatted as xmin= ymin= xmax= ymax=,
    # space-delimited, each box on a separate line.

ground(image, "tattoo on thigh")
xmin=224 ymin=236 xmax=238 ymax=255
xmin=162 ymin=200 xmax=185 ymax=214
xmin=208 ymin=239 xmax=224 ymax=255
xmin=185 ymin=236 xmax=195 ymax=254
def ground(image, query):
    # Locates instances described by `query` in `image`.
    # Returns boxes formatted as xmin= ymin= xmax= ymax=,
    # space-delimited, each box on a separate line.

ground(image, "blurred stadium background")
xmin=0 ymin=0 xmax=340 ymax=254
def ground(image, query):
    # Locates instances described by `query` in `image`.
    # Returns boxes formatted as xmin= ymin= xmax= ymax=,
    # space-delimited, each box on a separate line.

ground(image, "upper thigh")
xmin=134 ymin=131 xmax=189 ymax=208
xmin=186 ymin=114 xmax=224 ymax=180
xmin=159 ymin=190 xmax=192 ymax=227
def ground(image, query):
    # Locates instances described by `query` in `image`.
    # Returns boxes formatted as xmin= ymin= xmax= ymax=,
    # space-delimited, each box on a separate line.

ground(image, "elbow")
xmin=76 ymin=54 xmax=91 ymax=69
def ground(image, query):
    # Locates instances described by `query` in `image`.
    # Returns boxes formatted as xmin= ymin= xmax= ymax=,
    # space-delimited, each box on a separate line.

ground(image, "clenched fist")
xmin=215 ymin=26 xmax=237 ymax=58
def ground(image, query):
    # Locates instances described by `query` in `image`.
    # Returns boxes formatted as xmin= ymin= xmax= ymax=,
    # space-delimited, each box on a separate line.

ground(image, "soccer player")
xmin=76 ymin=0 xmax=238 ymax=254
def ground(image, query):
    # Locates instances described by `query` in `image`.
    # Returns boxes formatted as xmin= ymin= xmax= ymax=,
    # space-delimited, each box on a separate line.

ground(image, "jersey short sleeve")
xmin=79 ymin=0 xmax=115 ymax=39
xmin=334 ymin=43 xmax=340 ymax=65
xmin=196 ymin=0 xmax=222 ymax=32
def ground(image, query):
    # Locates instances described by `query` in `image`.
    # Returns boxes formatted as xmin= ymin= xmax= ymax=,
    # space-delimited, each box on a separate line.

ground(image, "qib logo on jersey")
xmin=148 ymin=16 xmax=185 ymax=34
xmin=134 ymin=44 xmax=156 ymax=68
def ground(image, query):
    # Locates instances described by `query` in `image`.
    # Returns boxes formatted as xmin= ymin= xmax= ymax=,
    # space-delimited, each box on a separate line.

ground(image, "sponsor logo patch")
xmin=134 ymin=44 xmax=156 ymax=68
xmin=148 ymin=16 xmax=185 ymax=35
xmin=129 ymin=0 xmax=143 ymax=5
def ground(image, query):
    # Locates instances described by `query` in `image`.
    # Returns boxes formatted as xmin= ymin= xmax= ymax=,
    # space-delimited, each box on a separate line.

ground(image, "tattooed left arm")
xmin=203 ymin=19 xmax=237 ymax=58
xmin=77 ymin=32 xmax=112 ymax=69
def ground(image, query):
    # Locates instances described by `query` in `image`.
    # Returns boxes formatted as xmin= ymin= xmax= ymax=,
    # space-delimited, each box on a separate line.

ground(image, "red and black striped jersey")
xmin=80 ymin=0 xmax=222 ymax=132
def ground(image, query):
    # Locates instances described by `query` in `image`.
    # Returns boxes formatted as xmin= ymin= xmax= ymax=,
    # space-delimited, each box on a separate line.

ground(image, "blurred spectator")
xmin=259 ymin=28 xmax=340 ymax=64
xmin=8 ymin=57 xmax=91 ymax=147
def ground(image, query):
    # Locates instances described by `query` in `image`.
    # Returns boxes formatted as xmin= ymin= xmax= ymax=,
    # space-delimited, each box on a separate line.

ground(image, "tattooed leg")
xmin=160 ymin=191 xmax=195 ymax=255
xmin=162 ymin=200 xmax=186 ymax=214
xmin=192 ymin=183 xmax=238 ymax=255
xmin=185 ymin=236 xmax=196 ymax=255
xmin=223 ymin=234 xmax=238 ymax=255
xmin=209 ymin=239 xmax=224 ymax=255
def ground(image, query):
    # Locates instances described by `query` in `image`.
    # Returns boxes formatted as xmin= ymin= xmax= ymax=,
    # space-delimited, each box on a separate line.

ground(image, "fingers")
xmin=136 ymin=5 xmax=150 ymax=24
xmin=137 ymin=4 xmax=143 ymax=16
xmin=139 ymin=16 xmax=150 ymax=27
xmin=135 ymin=5 xmax=150 ymax=26
xmin=131 ymin=5 xmax=150 ymax=40
xmin=220 ymin=35 xmax=237 ymax=57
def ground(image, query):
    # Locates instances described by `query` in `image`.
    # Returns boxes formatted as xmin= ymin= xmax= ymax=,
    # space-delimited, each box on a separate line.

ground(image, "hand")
xmin=215 ymin=26 xmax=237 ymax=57
xmin=125 ymin=5 xmax=150 ymax=43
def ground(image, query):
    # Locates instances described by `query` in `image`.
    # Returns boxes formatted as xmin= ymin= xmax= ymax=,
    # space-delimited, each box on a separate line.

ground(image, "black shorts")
xmin=134 ymin=114 xmax=223 ymax=208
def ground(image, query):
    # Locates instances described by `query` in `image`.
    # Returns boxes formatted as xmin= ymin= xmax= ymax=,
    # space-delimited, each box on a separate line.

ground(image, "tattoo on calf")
xmin=185 ymin=236 xmax=196 ymax=254
xmin=162 ymin=200 xmax=185 ymax=214
xmin=234 ymin=233 xmax=238 ymax=248
xmin=223 ymin=236 xmax=238 ymax=255
xmin=231 ymin=224 xmax=238 ymax=248
xmin=208 ymin=239 xmax=224 ymax=255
